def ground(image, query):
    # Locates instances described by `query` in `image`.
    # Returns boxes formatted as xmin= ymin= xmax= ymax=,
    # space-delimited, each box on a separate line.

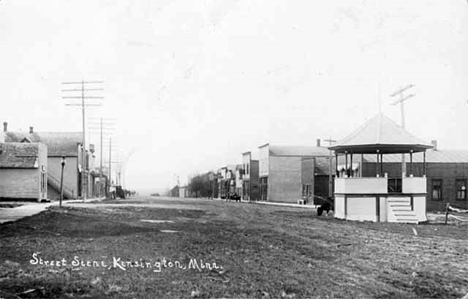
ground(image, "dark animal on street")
xmin=317 ymin=202 xmax=333 ymax=216
xmin=227 ymin=193 xmax=241 ymax=202
xmin=116 ymin=186 xmax=126 ymax=199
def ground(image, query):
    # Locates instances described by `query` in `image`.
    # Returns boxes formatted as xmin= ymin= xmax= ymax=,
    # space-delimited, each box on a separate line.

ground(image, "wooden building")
xmin=3 ymin=124 xmax=84 ymax=200
xmin=0 ymin=142 xmax=48 ymax=201
xmin=217 ymin=165 xmax=236 ymax=199
xmin=361 ymin=145 xmax=468 ymax=211
xmin=258 ymin=143 xmax=329 ymax=203
xmin=330 ymin=113 xmax=433 ymax=223
xmin=242 ymin=151 xmax=260 ymax=201
xmin=179 ymin=186 xmax=188 ymax=198
xmin=299 ymin=156 xmax=335 ymax=205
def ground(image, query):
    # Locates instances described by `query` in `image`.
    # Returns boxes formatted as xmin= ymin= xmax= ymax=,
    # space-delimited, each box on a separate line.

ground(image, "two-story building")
xmin=217 ymin=165 xmax=234 ymax=199
xmin=3 ymin=122 xmax=86 ymax=200
xmin=258 ymin=143 xmax=330 ymax=203
xmin=241 ymin=151 xmax=260 ymax=201
xmin=235 ymin=165 xmax=244 ymax=198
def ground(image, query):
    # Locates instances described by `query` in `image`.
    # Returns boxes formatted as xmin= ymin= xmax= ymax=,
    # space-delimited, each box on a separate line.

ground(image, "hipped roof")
xmin=329 ymin=113 xmax=433 ymax=154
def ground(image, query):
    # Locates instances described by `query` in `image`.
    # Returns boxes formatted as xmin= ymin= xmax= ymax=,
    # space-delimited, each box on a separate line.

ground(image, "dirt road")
xmin=0 ymin=196 xmax=467 ymax=298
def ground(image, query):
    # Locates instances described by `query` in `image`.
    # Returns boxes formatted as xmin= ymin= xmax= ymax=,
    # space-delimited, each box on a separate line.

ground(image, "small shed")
xmin=329 ymin=113 xmax=433 ymax=223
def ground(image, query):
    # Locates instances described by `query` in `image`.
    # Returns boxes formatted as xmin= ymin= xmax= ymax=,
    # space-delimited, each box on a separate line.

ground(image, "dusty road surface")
xmin=1 ymin=196 xmax=467 ymax=299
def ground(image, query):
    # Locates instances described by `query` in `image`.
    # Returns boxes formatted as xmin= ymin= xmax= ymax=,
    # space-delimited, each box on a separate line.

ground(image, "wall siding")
xmin=0 ymin=169 xmax=39 ymax=200
xmin=47 ymin=184 xmax=60 ymax=200
xmin=268 ymin=156 xmax=302 ymax=203
xmin=301 ymin=158 xmax=315 ymax=204
xmin=48 ymin=157 xmax=78 ymax=198
xmin=259 ymin=146 xmax=269 ymax=177
xmin=362 ymin=162 xmax=468 ymax=211
xmin=38 ymin=143 xmax=47 ymax=200
xmin=314 ymin=176 xmax=330 ymax=204
xmin=250 ymin=160 xmax=260 ymax=201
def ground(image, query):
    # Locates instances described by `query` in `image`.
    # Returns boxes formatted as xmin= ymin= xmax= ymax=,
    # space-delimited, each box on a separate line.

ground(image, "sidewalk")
xmin=0 ymin=197 xmax=105 ymax=224
xmin=249 ymin=200 xmax=316 ymax=209
xmin=211 ymin=197 xmax=316 ymax=209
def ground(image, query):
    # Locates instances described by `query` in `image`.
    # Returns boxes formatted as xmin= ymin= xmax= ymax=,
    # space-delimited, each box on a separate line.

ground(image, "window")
xmin=387 ymin=178 xmax=402 ymax=193
xmin=456 ymin=179 xmax=466 ymax=201
xmin=260 ymin=177 xmax=268 ymax=201
xmin=302 ymin=184 xmax=312 ymax=198
xmin=243 ymin=182 xmax=250 ymax=199
xmin=41 ymin=173 xmax=47 ymax=193
xmin=432 ymin=179 xmax=442 ymax=201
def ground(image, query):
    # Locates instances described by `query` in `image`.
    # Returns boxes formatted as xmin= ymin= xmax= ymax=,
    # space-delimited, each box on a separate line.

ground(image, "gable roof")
xmin=0 ymin=143 xmax=40 ymax=169
xmin=330 ymin=113 xmax=433 ymax=154
xmin=4 ymin=132 xmax=82 ymax=157
xmin=269 ymin=145 xmax=329 ymax=157
xmin=36 ymin=132 xmax=81 ymax=157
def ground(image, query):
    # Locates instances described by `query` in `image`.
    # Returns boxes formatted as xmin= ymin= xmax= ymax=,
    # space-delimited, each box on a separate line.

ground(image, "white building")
xmin=330 ymin=113 xmax=433 ymax=224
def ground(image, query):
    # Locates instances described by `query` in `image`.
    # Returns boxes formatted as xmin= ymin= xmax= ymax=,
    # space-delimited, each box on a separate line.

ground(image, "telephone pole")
xmin=109 ymin=138 xmax=113 ymax=186
xmin=324 ymin=137 xmax=336 ymax=197
xmin=120 ymin=148 xmax=136 ymax=189
xmin=87 ymin=117 xmax=116 ymax=198
xmin=102 ymin=140 xmax=122 ymax=187
xmin=63 ymin=80 xmax=103 ymax=201
xmin=390 ymin=84 xmax=415 ymax=177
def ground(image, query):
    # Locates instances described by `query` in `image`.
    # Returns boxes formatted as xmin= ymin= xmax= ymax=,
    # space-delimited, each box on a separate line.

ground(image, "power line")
xmin=390 ymin=84 xmax=415 ymax=177
xmin=323 ymin=138 xmax=337 ymax=198
xmin=62 ymin=80 xmax=104 ymax=201
xmin=65 ymin=104 xmax=102 ymax=107
xmin=62 ymin=81 xmax=104 ymax=84
xmin=88 ymin=117 xmax=115 ymax=198
xmin=62 ymin=88 xmax=104 ymax=92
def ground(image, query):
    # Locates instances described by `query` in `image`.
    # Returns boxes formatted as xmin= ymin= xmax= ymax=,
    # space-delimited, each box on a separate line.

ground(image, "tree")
xmin=188 ymin=172 xmax=212 ymax=198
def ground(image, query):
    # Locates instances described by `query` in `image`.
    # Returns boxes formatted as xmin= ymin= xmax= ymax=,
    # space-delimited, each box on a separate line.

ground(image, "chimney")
xmin=29 ymin=126 xmax=34 ymax=134
xmin=431 ymin=140 xmax=438 ymax=151
xmin=3 ymin=122 xmax=7 ymax=132
xmin=316 ymin=139 xmax=321 ymax=147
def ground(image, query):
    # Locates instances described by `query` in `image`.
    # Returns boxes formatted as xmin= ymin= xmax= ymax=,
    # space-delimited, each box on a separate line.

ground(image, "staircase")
xmin=387 ymin=198 xmax=419 ymax=224
xmin=47 ymin=173 xmax=75 ymax=199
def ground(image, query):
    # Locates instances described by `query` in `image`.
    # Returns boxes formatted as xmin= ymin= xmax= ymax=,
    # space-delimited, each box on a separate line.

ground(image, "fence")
xmin=444 ymin=203 xmax=468 ymax=225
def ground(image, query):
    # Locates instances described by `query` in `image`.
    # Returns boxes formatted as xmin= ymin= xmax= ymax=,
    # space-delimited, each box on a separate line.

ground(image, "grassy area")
xmin=0 ymin=203 xmax=23 ymax=208
xmin=0 ymin=199 xmax=467 ymax=298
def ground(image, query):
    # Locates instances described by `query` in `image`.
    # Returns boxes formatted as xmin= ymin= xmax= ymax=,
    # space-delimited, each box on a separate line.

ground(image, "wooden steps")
xmin=387 ymin=198 xmax=419 ymax=224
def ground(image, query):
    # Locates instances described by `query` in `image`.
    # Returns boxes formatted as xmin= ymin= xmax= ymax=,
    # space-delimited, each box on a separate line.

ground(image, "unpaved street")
xmin=1 ymin=196 xmax=467 ymax=298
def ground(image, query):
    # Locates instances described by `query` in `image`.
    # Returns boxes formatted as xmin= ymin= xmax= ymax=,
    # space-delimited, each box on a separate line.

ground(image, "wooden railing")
xmin=47 ymin=173 xmax=75 ymax=199
xmin=445 ymin=203 xmax=468 ymax=225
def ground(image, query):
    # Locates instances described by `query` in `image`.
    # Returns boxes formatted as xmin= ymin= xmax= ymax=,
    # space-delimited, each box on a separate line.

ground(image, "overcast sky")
xmin=1 ymin=0 xmax=467 ymax=192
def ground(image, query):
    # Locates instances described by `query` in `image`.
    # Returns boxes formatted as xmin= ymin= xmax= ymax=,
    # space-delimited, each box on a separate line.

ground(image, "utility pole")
xmin=63 ymin=80 xmax=103 ymax=201
xmin=103 ymin=140 xmax=122 ymax=188
xmin=87 ymin=118 xmax=116 ymax=198
xmin=324 ymin=137 xmax=337 ymax=198
xmin=109 ymin=138 xmax=112 ymax=186
xmin=120 ymin=148 xmax=136 ymax=190
xmin=100 ymin=119 xmax=104 ymax=197
xmin=390 ymin=84 xmax=415 ymax=177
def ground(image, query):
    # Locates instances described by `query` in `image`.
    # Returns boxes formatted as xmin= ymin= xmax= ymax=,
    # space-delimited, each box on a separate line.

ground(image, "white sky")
xmin=1 ymin=0 xmax=467 ymax=192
